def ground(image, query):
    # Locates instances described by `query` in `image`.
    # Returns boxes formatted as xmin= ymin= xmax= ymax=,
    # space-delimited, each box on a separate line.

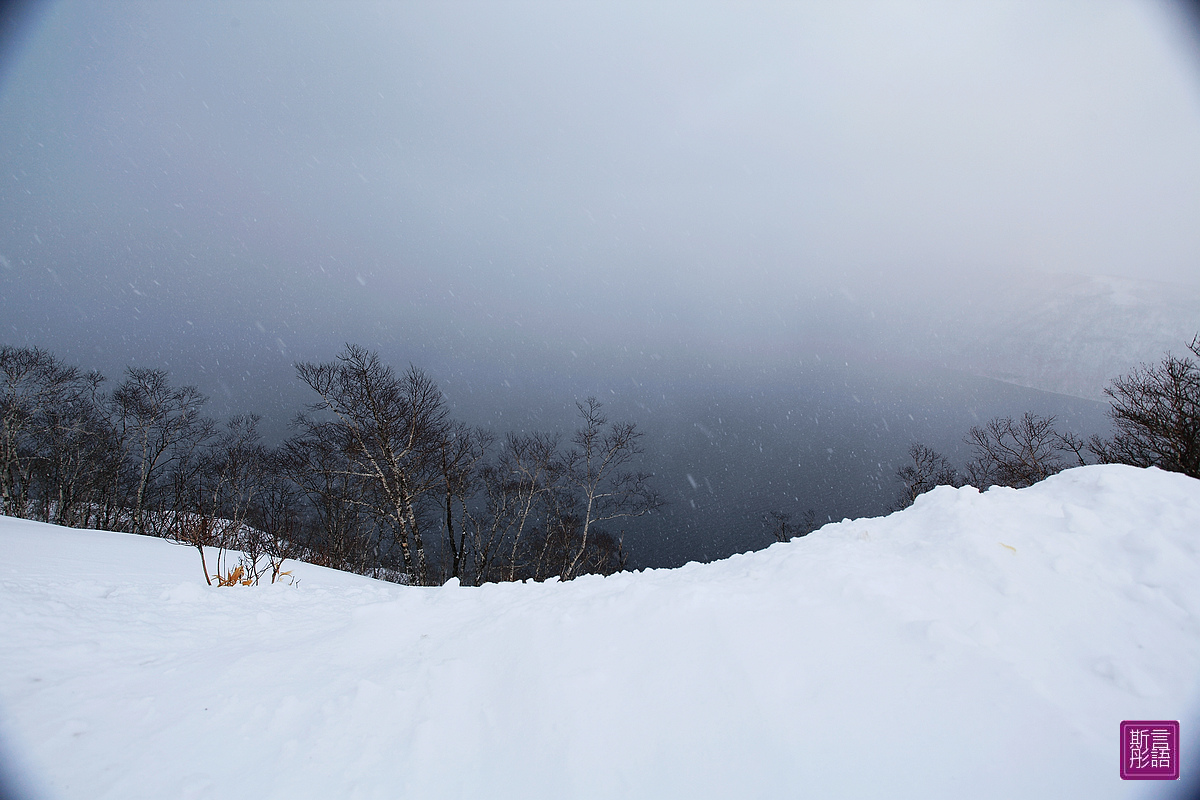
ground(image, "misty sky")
xmin=2 ymin=0 xmax=1200 ymax=415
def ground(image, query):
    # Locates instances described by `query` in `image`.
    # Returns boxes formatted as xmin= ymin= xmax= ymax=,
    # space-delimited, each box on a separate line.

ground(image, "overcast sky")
xmin=2 ymin=0 xmax=1199 ymax=415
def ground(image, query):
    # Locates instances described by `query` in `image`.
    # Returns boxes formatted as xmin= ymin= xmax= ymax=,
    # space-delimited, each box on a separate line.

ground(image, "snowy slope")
xmin=1 ymin=465 xmax=1198 ymax=799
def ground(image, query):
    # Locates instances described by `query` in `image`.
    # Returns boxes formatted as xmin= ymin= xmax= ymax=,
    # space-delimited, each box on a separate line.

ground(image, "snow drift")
xmin=1 ymin=464 xmax=1198 ymax=799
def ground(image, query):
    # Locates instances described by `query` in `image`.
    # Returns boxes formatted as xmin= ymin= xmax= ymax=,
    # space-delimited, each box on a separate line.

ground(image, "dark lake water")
xmin=437 ymin=352 xmax=1112 ymax=569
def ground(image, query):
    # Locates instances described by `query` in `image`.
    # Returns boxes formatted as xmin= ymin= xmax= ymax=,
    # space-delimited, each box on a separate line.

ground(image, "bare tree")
xmin=964 ymin=413 xmax=1081 ymax=489
xmin=763 ymin=508 xmax=819 ymax=542
xmin=434 ymin=421 xmax=491 ymax=583
xmin=165 ymin=414 xmax=266 ymax=583
xmin=893 ymin=443 xmax=962 ymax=510
xmin=1 ymin=347 xmax=84 ymax=518
xmin=296 ymin=345 xmax=449 ymax=585
xmin=30 ymin=368 xmax=118 ymax=528
xmin=110 ymin=368 xmax=212 ymax=536
xmin=249 ymin=447 xmax=306 ymax=583
xmin=560 ymin=398 xmax=662 ymax=580
xmin=0 ymin=348 xmax=127 ymax=527
xmin=281 ymin=421 xmax=376 ymax=575
xmin=1090 ymin=335 xmax=1200 ymax=478
xmin=461 ymin=431 xmax=563 ymax=584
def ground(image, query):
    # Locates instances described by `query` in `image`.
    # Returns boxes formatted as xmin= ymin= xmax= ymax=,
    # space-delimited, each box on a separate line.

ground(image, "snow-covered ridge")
xmin=1 ymin=464 xmax=1198 ymax=799
xmin=933 ymin=273 xmax=1200 ymax=400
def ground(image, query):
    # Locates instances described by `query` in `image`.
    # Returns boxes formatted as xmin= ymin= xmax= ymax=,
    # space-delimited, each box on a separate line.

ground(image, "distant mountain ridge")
xmin=929 ymin=273 xmax=1200 ymax=401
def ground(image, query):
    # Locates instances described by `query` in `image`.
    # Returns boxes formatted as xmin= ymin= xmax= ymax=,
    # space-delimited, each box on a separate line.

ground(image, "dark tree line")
xmin=894 ymin=334 xmax=1200 ymax=510
xmin=1 ymin=343 xmax=662 ymax=586
xmin=11 ymin=334 xmax=1195 ymax=565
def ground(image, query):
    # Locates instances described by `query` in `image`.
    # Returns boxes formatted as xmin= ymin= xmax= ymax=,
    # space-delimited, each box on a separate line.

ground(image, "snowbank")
xmin=1 ymin=465 xmax=1198 ymax=799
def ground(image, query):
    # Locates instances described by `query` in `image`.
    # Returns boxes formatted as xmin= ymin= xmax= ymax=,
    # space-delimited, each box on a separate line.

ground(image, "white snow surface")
xmin=1 ymin=464 xmax=1199 ymax=799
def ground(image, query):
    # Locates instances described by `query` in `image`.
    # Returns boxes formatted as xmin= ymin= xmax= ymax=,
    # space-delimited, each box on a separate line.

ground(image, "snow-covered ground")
xmin=1 ymin=464 xmax=1198 ymax=799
